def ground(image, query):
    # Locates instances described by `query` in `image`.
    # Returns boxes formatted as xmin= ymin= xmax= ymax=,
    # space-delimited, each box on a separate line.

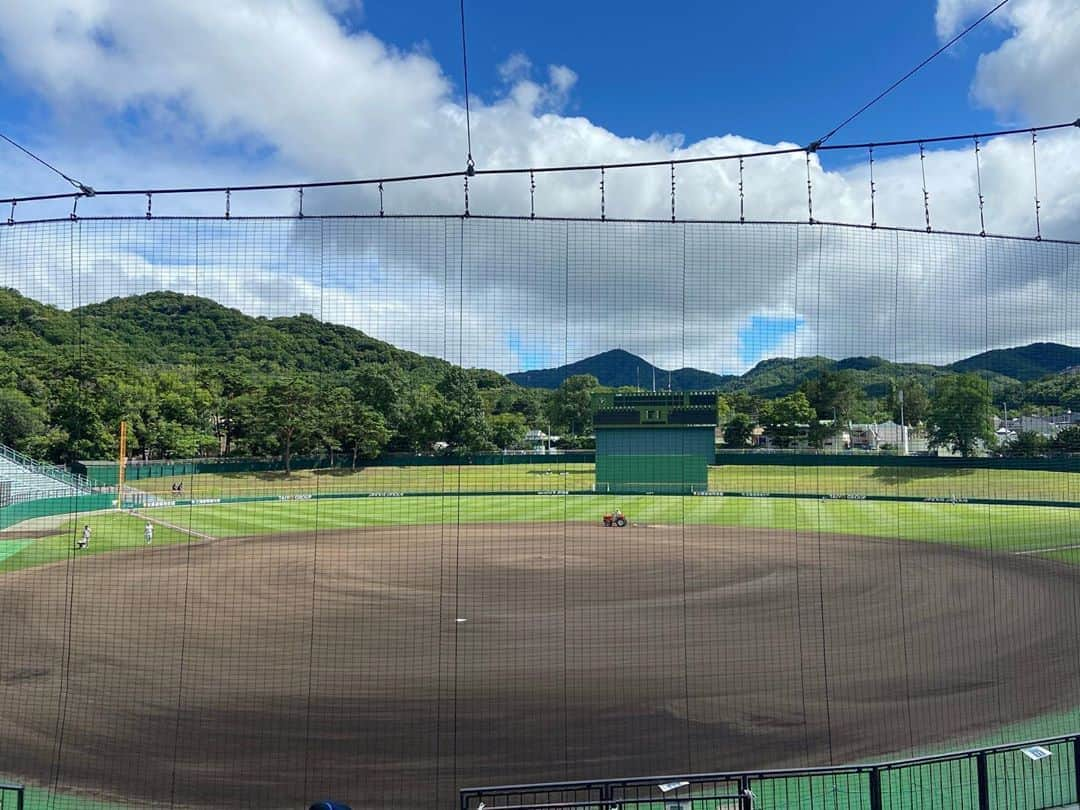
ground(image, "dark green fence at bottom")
xmin=73 ymin=451 xmax=1080 ymax=489
xmin=137 ymin=488 xmax=1080 ymax=510
xmin=460 ymin=734 xmax=1080 ymax=810
xmin=0 ymin=493 xmax=115 ymax=530
xmin=0 ymin=782 xmax=24 ymax=810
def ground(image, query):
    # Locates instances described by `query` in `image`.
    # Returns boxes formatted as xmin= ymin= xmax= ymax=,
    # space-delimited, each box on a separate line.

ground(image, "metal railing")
xmin=0 ymin=443 xmax=93 ymax=493
xmin=0 ymin=781 xmax=24 ymax=810
xmin=461 ymin=733 xmax=1080 ymax=810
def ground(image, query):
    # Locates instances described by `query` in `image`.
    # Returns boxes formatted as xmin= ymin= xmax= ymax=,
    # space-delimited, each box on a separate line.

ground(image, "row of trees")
xmin=0 ymin=357 xmax=603 ymax=468
xmin=0 ymin=357 xmax=1072 ymax=467
xmin=718 ymin=372 xmax=1011 ymax=456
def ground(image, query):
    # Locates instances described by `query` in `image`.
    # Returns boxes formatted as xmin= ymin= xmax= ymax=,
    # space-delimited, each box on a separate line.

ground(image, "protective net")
xmin=0 ymin=212 xmax=1078 ymax=810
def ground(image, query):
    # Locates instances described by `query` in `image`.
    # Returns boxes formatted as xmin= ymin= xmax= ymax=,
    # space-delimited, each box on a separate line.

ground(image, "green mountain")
xmin=2 ymin=286 xmax=1078 ymax=465
xmin=506 ymin=349 xmax=736 ymax=390
xmin=949 ymin=343 xmax=1080 ymax=382
xmin=0 ymin=288 xmax=481 ymax=388
xmin=508 ymin=344 xmax=1078 ymax=399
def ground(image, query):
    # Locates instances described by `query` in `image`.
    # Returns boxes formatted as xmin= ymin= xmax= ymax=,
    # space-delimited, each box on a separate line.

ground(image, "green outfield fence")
xmin=0 ymin=782 xmax=24 ymax=810
xmin=713 ymin=451 xmax=1080 ymax=472
xmin=142 ymin=488 xmax=1080 ymax=510
xmin=461 ymin=733 xmax=1080 ymax=810
xmin=72 ymin=452 xmax=599 ymax=485
xmin=72 ymin=451 xmax=1080 ymax=487
xmin=0 ymin=493 xmax=115 ymax=530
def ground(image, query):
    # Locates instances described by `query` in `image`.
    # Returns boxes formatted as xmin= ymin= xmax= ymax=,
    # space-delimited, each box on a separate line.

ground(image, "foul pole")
xmin=117 ymin=421 xmax=127 ymax=510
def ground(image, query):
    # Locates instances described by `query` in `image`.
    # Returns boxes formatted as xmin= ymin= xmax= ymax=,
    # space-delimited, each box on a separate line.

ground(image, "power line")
xmin=0 ymin=131 xmax=95 ymax=195
xmin=459 ymin=0 xmax=475 ymax=174
xmin=813 ymin=0 xmax=1013 ymax=149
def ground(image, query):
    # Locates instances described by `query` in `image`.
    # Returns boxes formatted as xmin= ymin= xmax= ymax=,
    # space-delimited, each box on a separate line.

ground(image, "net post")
xmin=976 ymin=751 xmax=990 ymax=810
xmin=869 ymin=768 xmax=882 ymax=810
xmin=599 ymin=782 xmax=614 ymax=809
xmin=1073 ymin=736 xmax=1080 ymax=803
xmin=739 ymin=775 xmax=753 ymax=810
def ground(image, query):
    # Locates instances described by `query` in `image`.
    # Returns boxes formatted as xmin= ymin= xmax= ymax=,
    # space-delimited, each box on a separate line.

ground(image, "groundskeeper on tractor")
xmin=602 ymin=509 xmax=628 ymax=528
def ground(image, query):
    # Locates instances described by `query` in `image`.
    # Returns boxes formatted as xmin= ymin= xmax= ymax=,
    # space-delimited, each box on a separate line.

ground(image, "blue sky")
xmin=0 ymin=0 xmax=1077 ymax=375
xmin=0 ymin=0 xmax=1021 ymax=187
xmin=357 ymin=0 xmax=1008 ymax=149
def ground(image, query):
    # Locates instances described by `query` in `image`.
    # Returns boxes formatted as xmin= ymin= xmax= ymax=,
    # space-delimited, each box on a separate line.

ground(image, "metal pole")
xmin=1073 ymin=737 xmax=1080 ymax=803
xmin=869 ymin=769 xmax=883 ymax=810
xmin=977 ymin=752 xmax=990 ymax=810
xmin=740 ymin=775 xmax=753 ymax=810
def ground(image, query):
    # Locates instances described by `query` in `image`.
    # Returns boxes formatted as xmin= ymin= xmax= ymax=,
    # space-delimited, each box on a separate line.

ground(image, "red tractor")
xmin=602 ymin=509 xmax=628 ymax=528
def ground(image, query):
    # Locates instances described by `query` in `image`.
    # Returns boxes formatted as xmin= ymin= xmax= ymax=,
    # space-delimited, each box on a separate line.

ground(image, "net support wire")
xmin=4 ymin=119 xmax=1077 ymax=210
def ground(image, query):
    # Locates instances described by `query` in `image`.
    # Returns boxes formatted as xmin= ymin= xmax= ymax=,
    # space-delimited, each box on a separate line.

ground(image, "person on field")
xmin=144 ymin=521 xmax=154 ymax=545
xmin=77 ymin=524 xmax=91 ymax=550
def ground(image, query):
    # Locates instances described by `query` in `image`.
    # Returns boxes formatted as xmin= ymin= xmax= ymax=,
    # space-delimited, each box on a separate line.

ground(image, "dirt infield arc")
xmin=2 ymin=523 xmax=1080 ymax=809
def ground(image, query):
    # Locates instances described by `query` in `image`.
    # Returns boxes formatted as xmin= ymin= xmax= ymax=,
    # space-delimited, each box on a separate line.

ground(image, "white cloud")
xmin=0 ymin=0 xmax=1078 ymax=376
xmin=937 ymin=0 xmax=1080 ymax=122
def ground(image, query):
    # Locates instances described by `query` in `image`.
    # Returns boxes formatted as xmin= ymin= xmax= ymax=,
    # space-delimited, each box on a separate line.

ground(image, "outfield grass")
xmin=3 ymin=495 xmax=1076 ymax=575
xmin=711 ymin=464 xmax=1080 ymax=502
xmin=133 ymin=463 xmax=596 ymax=499
xmin=127 ymin=462 xmax=1080 ymax=504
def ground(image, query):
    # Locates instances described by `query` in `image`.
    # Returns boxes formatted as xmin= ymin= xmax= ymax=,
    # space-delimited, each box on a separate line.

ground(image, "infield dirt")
xmin=2 ymin=522 xmax=1080 ymax=808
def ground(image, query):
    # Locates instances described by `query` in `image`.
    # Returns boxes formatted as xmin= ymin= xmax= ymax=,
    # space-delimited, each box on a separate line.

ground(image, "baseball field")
xmin=2 ymin=462 xmax=1080 ymax=809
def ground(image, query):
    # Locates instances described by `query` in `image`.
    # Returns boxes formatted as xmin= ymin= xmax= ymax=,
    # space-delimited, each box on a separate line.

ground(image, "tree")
xmin=210 ymin=362 xmax=261 ymax=456
xmin=139 ymin=369 xmax=217 ymax=458
xmin=801 ymin=370 xmax=861 ymax=425
xmin=722 ymin=413 xmax=755 ymax=448
xmin=350 ymin=364 xmax=404 ymax=423
xmin=258 ymin=377 xmax=319 ymax=474
xmin=316 ymin=386 xmax=353 ymax=465
xmin=397 ymin=386 xmax=446 ymax=451
xmin=1052 ymin=425 xmax=1080 ymax=454
xmin=0 ymin=387 xmax=46 ymax=450
xmin=436 ymin=367 xmax=492 ymax=450
xmin=1003 ymin=430 xmax=1049 ymax=457
xmin=549 ymin=374 xmax=600 ymax=435
xmin=928 ymin=374 xmax=994 ymax=457
xmin=346 ymin=405 xmax=392 ymax=467
xmin=489 ymin=412 xmax=527 ymax=449
xmin=727 ymin=392 xmax=763 ymax=420
xmin=759 ymin=392 xmax=816 ymax=448
xmin=886 ymin=379 xmax=929 ymax=427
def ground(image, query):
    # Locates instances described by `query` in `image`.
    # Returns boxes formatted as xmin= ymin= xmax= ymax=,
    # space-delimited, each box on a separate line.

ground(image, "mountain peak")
xmin=506 ymin=350 xmax=732 ymax=390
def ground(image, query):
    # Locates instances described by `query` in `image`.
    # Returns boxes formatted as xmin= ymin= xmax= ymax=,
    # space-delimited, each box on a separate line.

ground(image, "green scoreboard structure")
xmin=592 ymin=391 xmax=718 ymax=494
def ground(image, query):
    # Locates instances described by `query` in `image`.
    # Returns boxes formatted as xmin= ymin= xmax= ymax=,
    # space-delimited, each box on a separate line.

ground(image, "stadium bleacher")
xmin=0 ymin=443 xmax=92 ymax=503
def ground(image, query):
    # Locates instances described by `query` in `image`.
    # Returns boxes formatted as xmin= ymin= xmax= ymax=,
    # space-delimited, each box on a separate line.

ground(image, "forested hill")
xmin=948 ymin=343 xmax=1080 ymax=382
xmin=508 ymin=346 xmax=1078 ymax=400
xmin=0 ymin=287 xmax=516 ymax=463
xmin=506 ymin=349 xmax=736 ymax=390
xmin=73 ymin=291 xmax=456 ymax=380
xmin=1 ymin=287 xmax=1078 ymax=465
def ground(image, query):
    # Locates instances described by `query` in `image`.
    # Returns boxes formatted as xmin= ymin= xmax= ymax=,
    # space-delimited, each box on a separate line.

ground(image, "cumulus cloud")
xmin=0 ymin=0 xmax=1078 ymax=376
xmin=937 ymin=0 xmax=1080 ymax=122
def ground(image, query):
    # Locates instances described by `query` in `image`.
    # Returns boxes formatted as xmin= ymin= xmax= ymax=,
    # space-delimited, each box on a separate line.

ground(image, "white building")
xmin=524 ymin=429 xmax=561 ymax=453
